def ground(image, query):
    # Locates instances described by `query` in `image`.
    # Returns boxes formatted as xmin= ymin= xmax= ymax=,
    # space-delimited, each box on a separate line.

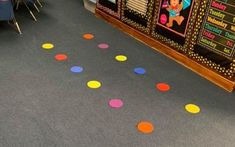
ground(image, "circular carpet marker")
xmin=83 ymin=33 xmax=94 ymax=40
xmin=115 ymin=55 xmax=127 ymax=62
xmin=70 ymin=66 xmax=83 ymax=73
xmin=156 ymin=83 xmax=170 ymax=92
xmin=42 ymin=43 xmax=54 ymax=49
xmin=87 ymin=80 xmax=101 ymax=89
xmin=137 ymin=121 xmax=154 ymax=134
xmin=185 ymin=104 xmax=201 ymax=114
xmin=134 ymin=67 xmax=146 ymax=75
xmin=98 ymin=43 xmax=109 ymax=49
xmin=55 ymin=54 xmax=68 ymax=61
xmin=109 ymin=99 xmax=123 ymax=109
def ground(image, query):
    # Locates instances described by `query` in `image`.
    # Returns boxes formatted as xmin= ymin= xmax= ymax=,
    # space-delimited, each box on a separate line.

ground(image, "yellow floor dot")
xmin=87 ymin=80 xmax=101 ymax=89
xmin=185 ymin=104 xmax=201 ymax=114
xmin=115 ymin=55 xmax=127 ymax=62
xmin=42 ymin=43 xmax=54 ymax=49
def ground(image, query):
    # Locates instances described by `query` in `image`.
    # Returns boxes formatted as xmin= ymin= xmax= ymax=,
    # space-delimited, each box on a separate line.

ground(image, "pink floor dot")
xmin=109 ymin=99 xmax=123 ymax=109
xmin=98 ymin=43 xmax=109 ymax=49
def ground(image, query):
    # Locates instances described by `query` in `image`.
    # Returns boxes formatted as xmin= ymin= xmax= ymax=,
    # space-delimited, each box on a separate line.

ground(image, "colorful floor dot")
xmin=185 ymin=104 xmax=201 ymax=114
xmin=42 ymin=43 xmax=54 ymax=49
xmin=70 ymin=66 xmax=83 ymax=73
xmin=156 ymin=83 xmax=170 ymax=92
xmin=137 ymin=121 xmax=154 ymax=134
xmin=55 ymin=54 xmax=68 ymax=61
xmin=109 ymin=99 xmax=123 ymax=109
xmin=134 ymin=67 xmax=146 ymax=75
xmin=115 ymin=55 xmax=127 ymax=62
xmin=87 ymin=80 xmax=101 ymax=89
xmin=98 ymin=43 xmax=109 ymax=49
xmin=83 ymin=33 xmax=94 ymax=40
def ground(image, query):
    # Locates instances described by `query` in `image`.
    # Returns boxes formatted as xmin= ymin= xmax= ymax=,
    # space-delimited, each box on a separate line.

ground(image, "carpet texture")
xmin=0 ymin=0 xmax=234 ymax=147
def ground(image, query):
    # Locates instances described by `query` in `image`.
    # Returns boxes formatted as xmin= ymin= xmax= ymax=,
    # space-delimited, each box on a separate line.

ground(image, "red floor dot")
xmin=55 ymin=54 xmax=68 ymax=61
xmin=156 ymin=83 xmax=170 ymax=92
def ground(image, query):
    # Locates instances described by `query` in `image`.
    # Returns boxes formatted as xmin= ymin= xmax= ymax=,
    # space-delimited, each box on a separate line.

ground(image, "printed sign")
xmin=197 ymin=0 xmax=235 ymax=59
xmin=126 ymin=0 xmax=148 ymax=15
xmin=108 ymin=0 xmax=116 ymax=3
xmin=122 ymin=0 xmax=154 ymax=34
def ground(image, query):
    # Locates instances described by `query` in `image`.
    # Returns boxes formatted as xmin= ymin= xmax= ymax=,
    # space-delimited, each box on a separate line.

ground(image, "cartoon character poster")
xmin=156 ymin=0 xmax=194 ymax=37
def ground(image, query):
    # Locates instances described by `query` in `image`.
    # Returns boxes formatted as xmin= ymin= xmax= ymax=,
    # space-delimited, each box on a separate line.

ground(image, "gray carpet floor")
xmin=0 ymin=0 xmax=235 ymax=147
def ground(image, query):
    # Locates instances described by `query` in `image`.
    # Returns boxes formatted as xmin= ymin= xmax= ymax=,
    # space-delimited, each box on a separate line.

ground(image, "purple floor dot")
xmin=70 ymin=66 xmax=83 ymax=73
xmin=109 ymin=99 xmax=123 ymax=109
xmin=134 ymin=67 xmax=146 ymax=75
xmin=98 ymin=43 xmax=109 ymax=49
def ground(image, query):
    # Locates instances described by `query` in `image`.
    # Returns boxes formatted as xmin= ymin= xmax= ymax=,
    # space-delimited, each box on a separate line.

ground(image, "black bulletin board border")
xmin=151 ymin=0 xmax=200 ymax=53
xmin=121 ymin=0 xmax=155 ymax=34
xmin=97 ymin=0 xmax=122 ymax=19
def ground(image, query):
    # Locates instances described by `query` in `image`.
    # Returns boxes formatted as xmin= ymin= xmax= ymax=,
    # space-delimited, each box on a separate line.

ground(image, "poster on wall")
xmin=126 ymin=0 xmax=148 ymax=15
xmin=197 ymin=0 xmax=235 ymax=59
xmin=97 ymin=0 xmax=121 ymax=18
xmin=157 ymin=0 xmax=195 ymax=37
xmin=121 ymin=0 xmax=154 ymax=34
xmin=108 ymin=0 xmax=116 ymax=3
xmin=151 ymin=0 xmax=197 ymax=52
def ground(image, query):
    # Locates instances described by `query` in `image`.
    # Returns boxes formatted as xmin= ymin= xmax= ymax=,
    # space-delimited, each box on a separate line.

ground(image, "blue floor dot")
xmin=70 ymin=66 xmax=83 ymax=73
xmin=134 ymin=67 xmax=146 ymax=75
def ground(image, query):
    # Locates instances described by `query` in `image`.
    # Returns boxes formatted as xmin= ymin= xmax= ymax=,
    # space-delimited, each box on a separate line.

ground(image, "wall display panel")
xmin=197 ymin=0 xmax=235 ymax=60
xmin=121 ymin=0 xmax=154 ymax=34
xmin=151 ymin=0 xmax=200 ymax=52
xmin=189 ymin=0 xmax=235 ymax=79
xmin=97 ymin=0 xmax=122 ymax=18
xmin=126 ymin=0 xmax=148 ymax=16
xmin=96 ymin=0 xmax=235 ymax=91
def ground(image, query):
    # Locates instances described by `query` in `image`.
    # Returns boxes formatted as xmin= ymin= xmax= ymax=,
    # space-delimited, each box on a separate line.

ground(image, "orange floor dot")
xmin=83 ymin=34 xmax=94 ymax=40
xmin=156 ymin=83 xmax=170 ymax=92
xmin=137 ymin=121 xmax=154 ymax=134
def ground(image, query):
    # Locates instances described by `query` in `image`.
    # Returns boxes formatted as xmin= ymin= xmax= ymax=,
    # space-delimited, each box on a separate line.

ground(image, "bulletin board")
xmin=121 ymin=0 xmax=155 ymax=34
xmin=151 ymin=0 xmax=200 ymax=52
xmin=196 ymin=0 xmax=235 ymax=59
xmin=189 ymin=0 xmax=235 ymax=79
xmin=97 ymin=0 xmax=122 ymax=19
xmin=95 ymin=0 xmax=235 ymax=91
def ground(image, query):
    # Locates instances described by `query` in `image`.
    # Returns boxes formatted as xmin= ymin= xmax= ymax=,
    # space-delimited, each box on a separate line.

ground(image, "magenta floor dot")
xmin=134 ymin=67 xmax=146 ymax=75
xmin=70 ymin=66 xmax=83 ymax=73
xmin=109 ymin=99 xmax=123 ymax=109
xmin=98 ymin=43 xmax=109 ymax=49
